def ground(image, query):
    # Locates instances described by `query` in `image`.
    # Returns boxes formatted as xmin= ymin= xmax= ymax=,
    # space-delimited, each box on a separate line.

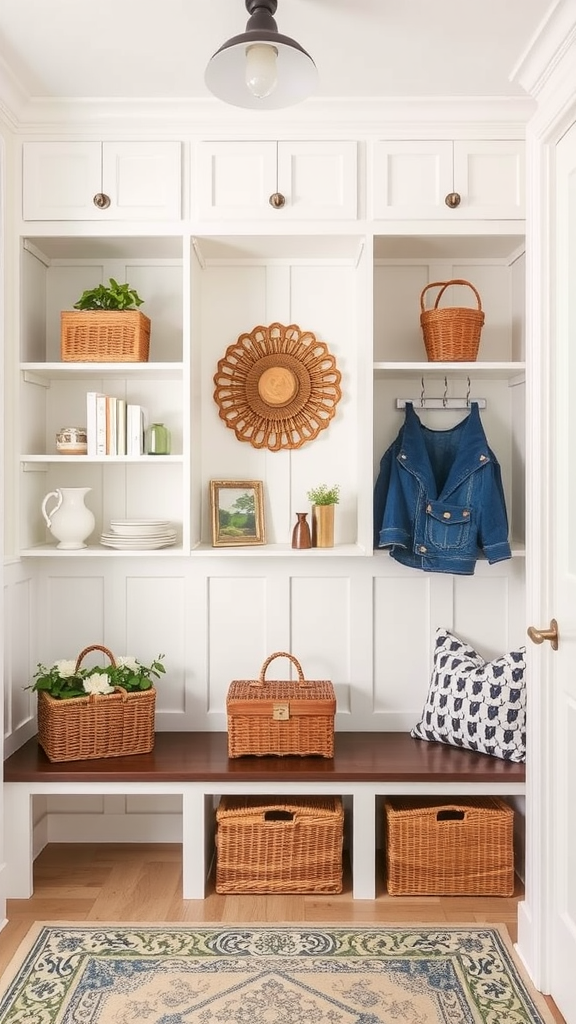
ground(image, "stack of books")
xmin=86 ymin=392 xmax=145 ymax=456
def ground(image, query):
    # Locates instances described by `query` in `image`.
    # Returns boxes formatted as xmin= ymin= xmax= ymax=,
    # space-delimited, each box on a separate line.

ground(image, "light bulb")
xmin=245 ymin=43 xmax=278 ymax=98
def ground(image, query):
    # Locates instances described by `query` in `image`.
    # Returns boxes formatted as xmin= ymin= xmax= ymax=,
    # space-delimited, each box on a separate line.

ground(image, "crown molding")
xmin=510 ymin=0 xmax=576 ymax=99
xmin=0 ymin=93 xmax=535 ymax=137
xmin=510 ymin=0 xmax=576 ymax=140
xmin=0 ymin=55 xmax=30 ymax=130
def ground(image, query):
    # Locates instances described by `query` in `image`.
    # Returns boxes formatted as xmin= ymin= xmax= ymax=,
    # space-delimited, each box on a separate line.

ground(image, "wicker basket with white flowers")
xmin=29 ymin=644 xmax=165 ymax=762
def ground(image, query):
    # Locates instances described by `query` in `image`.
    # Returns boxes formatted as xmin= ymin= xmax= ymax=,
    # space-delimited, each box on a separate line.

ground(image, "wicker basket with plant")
xmin=29 ymin=644 xmax=165 ymax=762
xmin=61 ymin=278 xmax=151 ymax=362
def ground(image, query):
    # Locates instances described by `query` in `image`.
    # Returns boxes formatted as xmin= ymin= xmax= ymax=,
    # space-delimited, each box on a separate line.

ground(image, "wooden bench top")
xmin=3 ymin=732 xmax=526 ymax=785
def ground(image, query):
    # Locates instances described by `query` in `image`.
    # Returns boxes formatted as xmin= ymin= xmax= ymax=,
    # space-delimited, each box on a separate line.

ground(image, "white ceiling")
xmin=0 ymin=0 xmax=555 ymax=109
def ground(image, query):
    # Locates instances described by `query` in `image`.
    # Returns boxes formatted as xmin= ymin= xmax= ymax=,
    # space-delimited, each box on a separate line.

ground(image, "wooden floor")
xmin=0 ymin=843 xmax=565 ymax=1023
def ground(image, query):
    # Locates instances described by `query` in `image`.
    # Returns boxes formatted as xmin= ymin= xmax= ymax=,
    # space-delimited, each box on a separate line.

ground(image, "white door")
xmin=370 ymin=140 xmax=453 ymax=219
xmin=194 ymin=141 xmax=278 ymax=219
xmin=194 ymin=140 xmax=357 ymax=220
xmin=22 ymin=141 xmax=101 ymax=219
xmin=276 ymin=141 xmax=357 ymax=220
xmin=102 ymin=141 xmax=182 ymax=220
xmin=370 ymin=140 xmax=524 ymax=220
xmin=22 ymin=141 xmax=181 ymax=221
xmin=539 ymin=120 xmax=576 ymax=1024
xmin=452 ymin=141 xmax=525 ymax=219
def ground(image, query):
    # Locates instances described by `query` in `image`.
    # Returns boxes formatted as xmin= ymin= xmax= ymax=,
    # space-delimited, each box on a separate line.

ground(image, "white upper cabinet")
xmin=370 ymin=140 xmax=525 ymax=220
xmin=195 ymin=140 xmax=358 ymax=220
xmin=22 ymin=141 xmax=182 ymax=221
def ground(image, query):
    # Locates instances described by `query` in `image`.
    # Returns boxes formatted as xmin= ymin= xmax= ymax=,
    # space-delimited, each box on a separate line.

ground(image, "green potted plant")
xmin=307 ymin=484 xmax=340 ymax=548
xmin=72 ymin=279 xmax=145 ymax=312
xmin=61 ymin=278 xmax=151 ymax=363
xmin=28 ymin=644 xmax=165 ymax=762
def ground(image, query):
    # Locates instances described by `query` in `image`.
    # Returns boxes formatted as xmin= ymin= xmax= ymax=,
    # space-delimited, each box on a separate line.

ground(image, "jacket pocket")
xmin=424 ymin=501 xmax=473 ymax=551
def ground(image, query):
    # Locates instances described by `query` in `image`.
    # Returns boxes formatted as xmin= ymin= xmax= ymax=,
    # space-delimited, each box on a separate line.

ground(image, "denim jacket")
xmin=373 ymin=402 xmax=511 ymax=575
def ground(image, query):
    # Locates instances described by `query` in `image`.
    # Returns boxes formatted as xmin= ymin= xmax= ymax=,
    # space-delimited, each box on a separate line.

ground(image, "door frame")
xmin=512 ymin=2 xmax=576 ymax=993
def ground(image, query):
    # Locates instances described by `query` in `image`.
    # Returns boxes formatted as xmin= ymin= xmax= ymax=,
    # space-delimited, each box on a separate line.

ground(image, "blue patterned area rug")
xmin=0 ymin=923 xmax=555 ymax=1024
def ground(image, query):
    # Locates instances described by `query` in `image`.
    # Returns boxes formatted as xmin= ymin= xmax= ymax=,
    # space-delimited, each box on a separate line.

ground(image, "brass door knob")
xmin=269 ymin=192 xmax=286 ymax=209
xmin=445 ymin=192 xmax=461 ymax=208
xmin=527 ymin=618 xmax=559 ymax=650
xmin=93 ymin=192 xmax=111 ymax=209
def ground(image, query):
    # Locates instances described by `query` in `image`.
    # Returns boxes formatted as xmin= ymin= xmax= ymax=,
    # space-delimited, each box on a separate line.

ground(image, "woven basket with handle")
xmin=226 ymin=651 xmax=336 ymax=758
xmin=60 ymin=310 xmax=151 ymax=362
xmin=215 ymin=795 xmax=344 ymax=893
xmin=384 ymin=796 xmax=514 ymax=896
xmin=37 ymin=644 xmax=156 ymax=762
xmin=420 ymin=279 xmax=485 ymax=361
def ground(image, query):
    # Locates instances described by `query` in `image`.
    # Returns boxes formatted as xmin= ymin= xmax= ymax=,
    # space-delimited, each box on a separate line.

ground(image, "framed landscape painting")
xmin=210 ymin=480 xmax=265 ymax=547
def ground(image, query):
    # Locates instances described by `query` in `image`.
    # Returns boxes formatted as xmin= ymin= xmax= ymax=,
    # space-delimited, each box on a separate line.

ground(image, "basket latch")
xmin=272 ymin=702 xmax=290 ymax=721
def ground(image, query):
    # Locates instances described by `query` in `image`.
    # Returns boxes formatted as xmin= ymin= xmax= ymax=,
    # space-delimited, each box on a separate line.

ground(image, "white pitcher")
xmin=41 ymin=487 xmax=95 ymax=550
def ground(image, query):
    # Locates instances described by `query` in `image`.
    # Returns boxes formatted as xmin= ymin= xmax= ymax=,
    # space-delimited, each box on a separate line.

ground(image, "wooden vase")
xmin=312 ymin=504 xmax=335 ymax=548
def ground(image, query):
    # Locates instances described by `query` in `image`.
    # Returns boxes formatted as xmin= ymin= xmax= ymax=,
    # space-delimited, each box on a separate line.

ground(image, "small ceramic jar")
xmin=56 ymin=426 xmax=88 ymax=455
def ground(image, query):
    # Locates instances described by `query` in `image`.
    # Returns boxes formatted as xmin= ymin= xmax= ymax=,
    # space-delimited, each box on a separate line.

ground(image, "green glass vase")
xmin=146 ymin=422 xmax=171 ymax=455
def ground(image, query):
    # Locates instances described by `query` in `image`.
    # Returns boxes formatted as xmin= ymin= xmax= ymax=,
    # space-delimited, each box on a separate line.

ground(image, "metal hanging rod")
xmin=396 ymin=376 xmax=487 ymax=410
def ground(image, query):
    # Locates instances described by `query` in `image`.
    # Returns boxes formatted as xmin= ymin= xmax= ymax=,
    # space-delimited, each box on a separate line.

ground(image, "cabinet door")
xmin=23 ymin=141 xmax=182 ymax=220
xmin=277 ymin=141 xmax=357 ymax=220
xmin=371 ymin=141 xmax=453 ymax=219
xmin=195 ymin=140 xmax=357 ymax=220
xmin=195 ymin=141 xmax=278 ymax=219
xmin=23 ymin=142 xmax=102 ymax=220
xmin=371 ymin=140 xmax=525 ymax=220
xmin=101 ymin=141 xmax=182 ymax=220
xmin=453 ymin=141 xmax=525 ymax=219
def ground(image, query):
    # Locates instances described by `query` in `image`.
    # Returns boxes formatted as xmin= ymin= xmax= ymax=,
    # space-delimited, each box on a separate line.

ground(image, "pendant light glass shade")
xmin=205 ymin=0 xmax=318 ymax=110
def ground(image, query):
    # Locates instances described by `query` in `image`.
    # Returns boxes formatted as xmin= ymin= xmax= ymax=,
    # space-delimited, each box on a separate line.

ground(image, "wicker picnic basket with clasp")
xmin=37 ymin=645 xmax=156 ymax=762
xmin=226 ymin=651 xmax=336 ymax=758
xmin=420 ymin=278 xmax=485 ymax=362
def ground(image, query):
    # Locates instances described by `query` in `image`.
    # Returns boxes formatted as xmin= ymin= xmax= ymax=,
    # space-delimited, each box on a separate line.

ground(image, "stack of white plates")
xmin=100 ymin=519 xmax=177 ymax=550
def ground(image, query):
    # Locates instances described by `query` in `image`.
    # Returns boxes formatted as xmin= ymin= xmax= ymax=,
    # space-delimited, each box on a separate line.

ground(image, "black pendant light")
xmin=205 ymin=0 xmax=318 ymax=110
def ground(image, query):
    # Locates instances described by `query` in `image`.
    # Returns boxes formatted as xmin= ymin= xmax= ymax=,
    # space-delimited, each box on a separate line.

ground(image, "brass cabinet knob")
xmin=269 ymin=192 xmax=286 ymax=209
xmin=527 ymin=618 xmax=559 ymax=650
xmin=93 ymin=192 xmax=111 ymax=210
xmin=445 ymin=192 xmax=461 ymax=208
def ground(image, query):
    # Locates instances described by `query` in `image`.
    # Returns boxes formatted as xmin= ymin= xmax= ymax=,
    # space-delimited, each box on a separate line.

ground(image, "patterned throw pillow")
xmin=411 ymin=628 xmax=526 ymax=762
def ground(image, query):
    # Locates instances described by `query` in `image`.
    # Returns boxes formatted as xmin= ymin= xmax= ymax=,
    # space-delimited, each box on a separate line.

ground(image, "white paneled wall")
xmin=6 ymin=554 xmax=525 ymax=738
xmin=4 ymin=551 xmax=524 ymax=840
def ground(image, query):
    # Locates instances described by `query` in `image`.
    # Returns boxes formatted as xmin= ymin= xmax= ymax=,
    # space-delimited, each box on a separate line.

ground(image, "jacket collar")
xmin=398 ymin=402 xmax=492 ymax=498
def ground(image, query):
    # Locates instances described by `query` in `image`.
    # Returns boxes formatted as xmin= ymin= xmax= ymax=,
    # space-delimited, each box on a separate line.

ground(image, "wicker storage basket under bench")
xmin=384 ymin=796 xmax=514 ymax=896
xmin=215 ymin=795 xmax=344 ymax=894
xmin=226 ymin=651 xmax=336 ymax=758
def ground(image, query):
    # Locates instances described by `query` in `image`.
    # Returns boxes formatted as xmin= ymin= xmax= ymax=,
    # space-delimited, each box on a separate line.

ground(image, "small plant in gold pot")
xmin=307 ymin=483 xmax=340 ymax=548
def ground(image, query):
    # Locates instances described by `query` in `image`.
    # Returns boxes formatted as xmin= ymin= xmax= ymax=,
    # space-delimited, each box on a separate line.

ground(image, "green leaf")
xmin=72 ymin=278 xmax=145 ymax=311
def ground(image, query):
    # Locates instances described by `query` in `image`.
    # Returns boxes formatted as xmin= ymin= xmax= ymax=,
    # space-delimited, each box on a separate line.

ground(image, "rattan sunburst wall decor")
xmin=213 ymin=322 xmax=342 ymax=451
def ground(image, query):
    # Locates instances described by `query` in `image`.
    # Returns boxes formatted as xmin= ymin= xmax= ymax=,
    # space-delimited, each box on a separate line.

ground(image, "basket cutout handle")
xmin=436 ymin=809 xmax=466 ymax=822
xmin=264 ymin=810 xmax=295 ymax=822
xmin=74 ymin=644 xmax=117 ymax=673
xmin=251 ymin=651 xmax=312 ymax=688
xmin=420 ymin=279 xmax=483 ymax=313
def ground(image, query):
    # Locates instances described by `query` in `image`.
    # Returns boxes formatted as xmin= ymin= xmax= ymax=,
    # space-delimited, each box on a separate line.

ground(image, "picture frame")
xmin=210 ymin=480 xmax=266 ymax=547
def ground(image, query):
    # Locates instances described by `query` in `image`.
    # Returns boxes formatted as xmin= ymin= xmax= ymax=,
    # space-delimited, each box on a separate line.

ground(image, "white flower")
xmin=83 ymin=674 xmax=115 ymax=696
xmin=116 ymin=656 xmax=139 ymax=671
xmin=54 ymin=659 xmax=77 ymax=679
